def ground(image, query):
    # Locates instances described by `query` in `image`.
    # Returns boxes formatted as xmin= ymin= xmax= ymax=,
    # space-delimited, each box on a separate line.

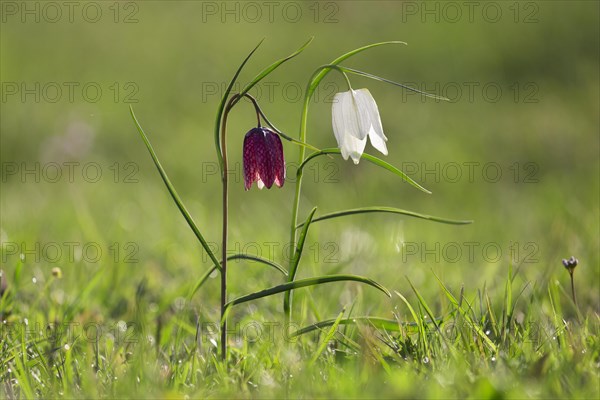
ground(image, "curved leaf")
xmin=284 ymin=207 xmax=317 ymax=316
xmin=340 ymin=66 xmax=449 ymax=101
xmin=226 ymin=274 xmax=391 ymax=309
xmin=299 ymin=148 xmax=431 ymax=194
xmin=236 ymin=37 xmax=314 ymax=105
xmin=292 ymin=317 xmax=406 ymax=337
xmin=130 ymin=106 xmax=221 ymax=268
xmin=309 ymin=308 xmax=345 ymax=364
xmin=214 ymin=39 xmax=264 ymax=171
xmin=296 ymin=206 xmax=473 ymax=229
xmin=227 ymin=254 xmax=288 ymax=276
xmin=308 ymin=41 xmax=407 ymax=98
xmin=187 ymin=254 xmax=288 ymax=300
xmin=187 ymin=266 xmax=218 ymax=300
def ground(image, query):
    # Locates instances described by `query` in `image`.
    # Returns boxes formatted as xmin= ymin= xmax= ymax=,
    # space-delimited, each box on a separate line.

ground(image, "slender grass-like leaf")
xmin=187 ymin=266 xmax=218 ymax=300
xmin=289 ymin=207 xmax=317 ymax=282
xmin=406 ymin=278 xmax=440 ymax=330
xmin=187 ymin=254 xmax=288 ymax=300
xmin=284 ymin=207 xmax=317 ymax=317
xmin=292 ymin=317 xmax=406 ymax=337
xmin=296 ymin=206 xmax=472 ymax=229
xmin=395 ymin=290 xmax=430 ymax=355
xmin=246 ymin=95 xmax=321 ymax=152
xmin=309 ymin=308 xmax=345 ymax=364
xmin=227 ymin=254 xmax=288 ymax=276
xmin=299 ymin=148 xmax=431 ymax=194
xmin=340 ymin=66 xmax=449 ymax=101
xmin=214 ymin=39 xmax=264 ymax=171
xmin=226 ymin=274 xmax=391 ymax=309
xmin=130 ymin=106 xmax=221 ymax=268
xmin=236 ymin=37 xmax=314 ymax=104
xmin=308 ymin=41 xmax=407 ymax=97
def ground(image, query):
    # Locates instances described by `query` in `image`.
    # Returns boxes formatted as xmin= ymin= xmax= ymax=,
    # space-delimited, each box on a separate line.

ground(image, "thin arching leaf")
xmin=214 ymin=39 xmax=264 ymax=171
xmin=187 ymin=266 xmax=218 ymax=300
xmin=296 ymin=206 xmax=472 ymax=229
xmin=309 ymin=308 xmax=345 ymax=364
xmin=130 ymin=106 xmax=221 ymax=268
xmin=187 ymin=254 xmax=288 ymax=300
xmin=292 ymin=317 xmax=406 ymax=337
xmin=299 ymin=148 xmax=431 ymax=194
xmin=284 ymin=207 xmax=317 ymax=315
xmin=237 ymin=37 xmax=314 ymax=104
xmin=227 ymin=254 xmax=288 ymax=276
xmin=226 ymin=274 xmax=391 ymax=309
xmin=340 ymin=66 xmax=449 ymax=101
xmin=308 ymin=41 xmax=407 ymax=97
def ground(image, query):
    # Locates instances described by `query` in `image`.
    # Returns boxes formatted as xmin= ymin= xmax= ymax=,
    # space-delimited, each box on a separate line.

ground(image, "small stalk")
xmin=219 ymin=94 xmax=240 ymax=362
xmin=569 ymin=271 xmax=577 ymax=307
xmin=562 ymin=256 xmax=579 ymax=308
xmin=219 ymin=93 xmax=263 ymax=362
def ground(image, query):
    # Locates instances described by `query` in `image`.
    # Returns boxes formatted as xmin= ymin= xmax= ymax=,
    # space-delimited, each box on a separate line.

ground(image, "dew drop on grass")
xmin=422 ymin=356 xmax=430 ymax=364
xmin=485 ymin=330 xmax=491 ymax=336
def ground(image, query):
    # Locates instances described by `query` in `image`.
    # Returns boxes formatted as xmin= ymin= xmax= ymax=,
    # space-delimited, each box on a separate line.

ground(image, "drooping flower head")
xmin=243 ymin=127 xmax=285 ymax=190
xmin=332 ymin=88 xmax=388 ymax=164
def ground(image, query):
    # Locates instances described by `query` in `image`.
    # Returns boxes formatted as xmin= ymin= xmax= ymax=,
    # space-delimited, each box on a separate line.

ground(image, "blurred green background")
xmin=1 ymin=0 xmax=598 ymax=326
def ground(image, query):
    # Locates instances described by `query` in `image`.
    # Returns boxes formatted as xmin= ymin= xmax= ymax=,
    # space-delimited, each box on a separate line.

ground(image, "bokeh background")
xmin=1 ymin=1 xmax=598 ymax=332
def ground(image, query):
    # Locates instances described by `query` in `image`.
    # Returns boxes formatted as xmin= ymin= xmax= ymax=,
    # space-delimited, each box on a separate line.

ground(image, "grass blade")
xmin=298 ymin=148 xmax=432 ymax=194
xmin=130 ymin=105 xmax=221 ymax=268
xmin=226 ymin=274 xmax=391 ymax=309
xmin=309 ymin=308 xmax=345 ymax=364
xmin=296 ymin=206 xmax=472 ymax=229
xmin=432 ymin=273 xmax=498 ymax=353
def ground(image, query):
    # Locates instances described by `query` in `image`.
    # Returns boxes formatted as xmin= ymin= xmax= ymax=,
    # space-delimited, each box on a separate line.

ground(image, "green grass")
xmin=1 ymin=1 xmax=599 ymax=398
xmin=1 ymin=258 xmax=598 ymax=398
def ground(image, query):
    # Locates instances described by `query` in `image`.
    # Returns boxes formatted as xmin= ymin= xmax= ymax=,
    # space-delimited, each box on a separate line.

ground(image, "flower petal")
xmin=368 ymin=127 xmax=388 ymax=156
xmin=342 ymin=132 xmax=367 ymax=164
xmin=355 ymin=88 xmax=388 ymax=156
xmin=265 ymin=130 xmax=285 ymax=188
xmin=333 ymin=91 xmax=364 ymax=141
xmin=352 ymin=89 xmax=373 ymax=141
xmin=356 ymin=88 xmax=386 ymax=141
xmin=332 ymin=91 xmax=367 ymax=163
xmin=243 ymin=129 xmax=261 ymax=190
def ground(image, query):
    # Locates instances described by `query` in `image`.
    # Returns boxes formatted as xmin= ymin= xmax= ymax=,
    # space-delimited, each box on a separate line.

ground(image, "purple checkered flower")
xmin=243 ymin=127 xmax=285 ymax=190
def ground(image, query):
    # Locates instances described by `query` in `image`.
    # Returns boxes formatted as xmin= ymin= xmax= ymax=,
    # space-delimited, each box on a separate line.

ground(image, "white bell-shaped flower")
xmin=331 ymin=88 xmax=388 ymax=164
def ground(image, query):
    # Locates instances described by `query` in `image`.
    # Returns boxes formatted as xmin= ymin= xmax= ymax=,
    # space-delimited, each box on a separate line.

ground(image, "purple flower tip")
xmin=243 ymin=127 xmax=285 ymax=190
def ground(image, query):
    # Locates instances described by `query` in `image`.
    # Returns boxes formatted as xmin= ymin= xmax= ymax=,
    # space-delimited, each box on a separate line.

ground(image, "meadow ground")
xmin=1 ymin=1 xmax=599 ymax=398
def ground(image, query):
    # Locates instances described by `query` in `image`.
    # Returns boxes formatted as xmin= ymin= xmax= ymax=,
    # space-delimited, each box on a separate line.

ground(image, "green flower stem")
xmin=286 ymin=66 xmax=337 ymax=323
xmin=219 ymin=93 xmax=242 ymax=363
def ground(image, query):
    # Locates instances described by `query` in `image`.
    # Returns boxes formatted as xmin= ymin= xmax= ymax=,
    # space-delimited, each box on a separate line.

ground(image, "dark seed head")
xmin=562 ymin=256 xmax=578 ymax=273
